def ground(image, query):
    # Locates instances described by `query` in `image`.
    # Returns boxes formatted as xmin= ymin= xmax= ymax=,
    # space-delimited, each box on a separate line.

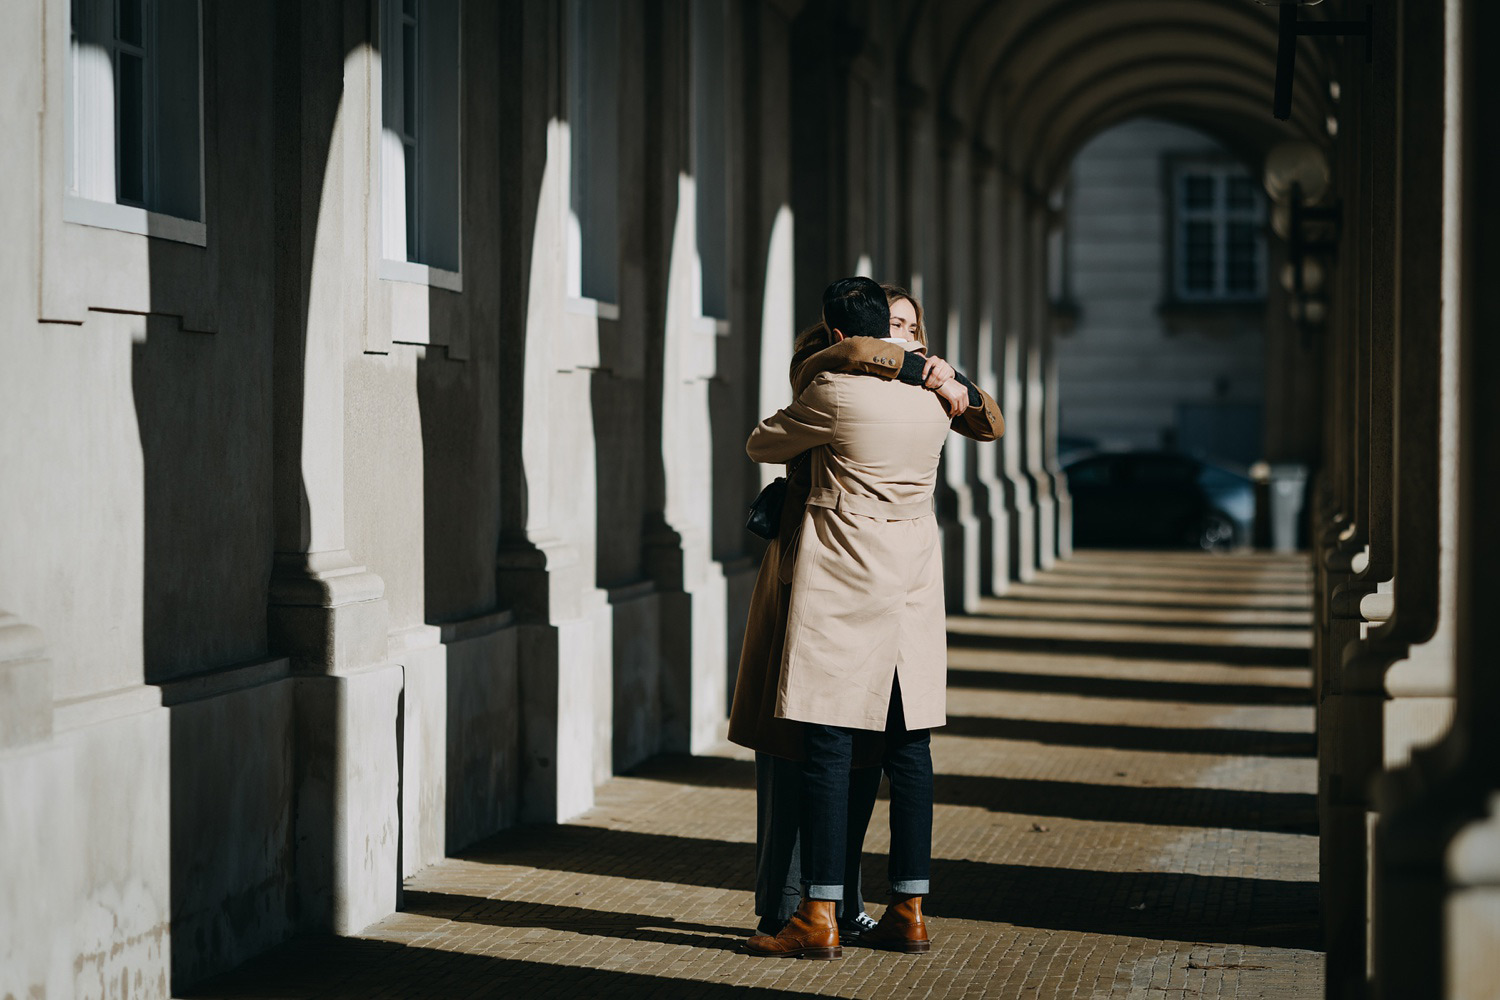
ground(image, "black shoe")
xmin=838 ymin=910 xmax=878 ymax=944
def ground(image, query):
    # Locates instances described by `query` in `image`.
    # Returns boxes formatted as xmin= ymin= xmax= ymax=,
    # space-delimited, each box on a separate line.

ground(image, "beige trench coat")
xmin=745 ymin=369 xmax=958 ymax=732
xmin=727 ymin=338 xmax=1003 ymax=758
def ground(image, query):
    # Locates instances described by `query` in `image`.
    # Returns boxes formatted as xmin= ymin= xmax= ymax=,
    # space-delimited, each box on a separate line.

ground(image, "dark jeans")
xmin=801 ymin=682 xmax=932 ymax=899
xmin=753 ymin=753 xmax=880 ymax=928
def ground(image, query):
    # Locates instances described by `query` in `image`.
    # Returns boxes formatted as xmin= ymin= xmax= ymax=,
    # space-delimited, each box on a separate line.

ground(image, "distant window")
xmin=68 ymin=0 xmax=203 ymax=236
xmin=380 ymin=0 xmax=461 ymax=276
xmin=568 ymin=0 xmax=620 ymax=304
xmin=1169 ymin=161 xmax=1265 ymax=302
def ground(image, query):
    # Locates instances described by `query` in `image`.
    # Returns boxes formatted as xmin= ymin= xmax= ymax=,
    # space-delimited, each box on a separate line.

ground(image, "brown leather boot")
xmin=745 ymin=899 xmax=842 ymax=959
xmin=861 ymin=896 xmax=930 ymax=953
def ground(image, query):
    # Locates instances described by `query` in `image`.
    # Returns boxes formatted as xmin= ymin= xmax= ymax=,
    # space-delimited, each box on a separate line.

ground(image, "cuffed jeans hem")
xmin=891 ymin=879 xmax=930 ymax=895
xmin=805 ymin=883 xmax=844 ymax=901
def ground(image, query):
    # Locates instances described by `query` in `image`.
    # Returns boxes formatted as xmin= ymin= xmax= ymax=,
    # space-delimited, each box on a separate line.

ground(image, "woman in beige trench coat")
xmin=730 ymin=288 xmax=1003 ymax=935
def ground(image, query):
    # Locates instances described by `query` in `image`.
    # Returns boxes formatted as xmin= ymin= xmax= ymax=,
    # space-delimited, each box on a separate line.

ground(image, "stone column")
xmin=999 ymin=177 xmax=1038 ymax=582
xmin=1368 ymin=2 xmax=1500 ymax=996
xmin=1322 ymin=2 xmax=1404 ymax=987
xmin=973 ymin=155 xmax=1012 ymax=594
xmin=936 ymin=137 xmax=984 ymax=612
xmin=1023 ymin=198 xmax=1057 ymax=573
xmin=266 ymin=1 xmax=400 ymax=935
xmin=495 ymin=0 xmax=610 ymax=823
xmin=1043 ymin=299 xmax=1071 ymax=562
xmin=0 ymin=613 xmax=64 ymax=1000
xmin=1340 ymin=2 xmax=1451 ymax=994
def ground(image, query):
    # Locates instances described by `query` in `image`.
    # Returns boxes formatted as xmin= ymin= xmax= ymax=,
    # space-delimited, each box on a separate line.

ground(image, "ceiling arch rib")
xmin=946 ymin=0 xmax=1329 ymax=148
xmin=1007 ymin=56 xmax=1323 ymax=175
xmin=1035 ymin=86 xmax=1302 ymax=191
xmin=998 ymin=21 xmax=1325 ymax=125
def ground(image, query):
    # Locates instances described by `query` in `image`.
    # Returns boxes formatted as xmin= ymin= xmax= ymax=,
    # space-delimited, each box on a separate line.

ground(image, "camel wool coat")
xmin=727 ymin=338 xmax=1002 ymax=758
xmin=744 ymin=370 xmax=955 ymax=733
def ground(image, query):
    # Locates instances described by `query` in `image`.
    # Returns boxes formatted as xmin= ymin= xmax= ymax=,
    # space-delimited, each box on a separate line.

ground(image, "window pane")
xmin=404 ymin=142 xmax=417 ymax=260
xmin=154 ymin=0 xmax=203 ymax=221
xmin=1226 ymin=176 xmax=1256 ymax=211
xmin=1182 ymin=174 xmax=1214 ymax=211
xmin=116 ymin=0 xmax=144 ymax=47
xmin=1226 ymin=221 xmax=1260 ymax=294
xmin=693 ymin=0 xmax=728 ymax=317
xmin=117 ymin=51 xmax=146 ymax=205
xmin=1183 ymin=220 xmax=1215 ymax=293
xmin=401 ymin=20 xmax=417 ymax=139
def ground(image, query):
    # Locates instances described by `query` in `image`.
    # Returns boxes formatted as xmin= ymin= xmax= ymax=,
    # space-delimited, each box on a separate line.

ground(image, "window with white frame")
xmin=1169 ymin=160 xmax=1266 ymax=302
xmin=692 ymin=0 xmax=729 ymax=319
xmin=380 ymin=0 xmax=461 ymax=281
xmin=68 ymin=0 xmax=203 ymax=240
xmin=568 ymin=0 xmax=620 ymax=305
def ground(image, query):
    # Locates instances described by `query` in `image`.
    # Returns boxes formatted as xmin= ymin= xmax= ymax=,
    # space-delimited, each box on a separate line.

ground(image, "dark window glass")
xmin=116 ymin=51 xmax=146 ymax=205
xmin=402 ymin=21 xmax=418 ymax=136
xmin=1184 ymin=220 xmax=1214 ymax=292
xmin=1226 ymin=176 xmax=1256 ymax=211
xmin=1225 ymin=222 xmax=1259 ymax=293
xmin=1183 ymin=175 xmax=1214 ymax=211
xmin=116 ymin=0 xmax=144 ymax=46
xmin=404 ymin=142 xmax=418 ymax=259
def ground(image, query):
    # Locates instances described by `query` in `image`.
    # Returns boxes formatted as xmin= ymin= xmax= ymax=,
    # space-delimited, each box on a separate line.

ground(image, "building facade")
xmin=0 ymin=1 xmax=1491 ymax=998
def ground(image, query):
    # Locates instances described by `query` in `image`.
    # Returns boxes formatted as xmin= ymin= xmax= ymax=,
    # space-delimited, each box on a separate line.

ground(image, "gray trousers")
xmin=754 ymin=751 xmax=882 ymax=928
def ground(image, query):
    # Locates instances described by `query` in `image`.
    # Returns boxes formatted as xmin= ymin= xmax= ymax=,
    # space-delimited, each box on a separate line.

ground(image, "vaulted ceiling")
xmin=882 ymin=0 xmax=1337 ymax=187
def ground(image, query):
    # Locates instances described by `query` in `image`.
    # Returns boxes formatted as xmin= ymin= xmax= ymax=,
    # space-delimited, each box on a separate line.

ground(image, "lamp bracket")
xmin=1272 ymin=3 xmax=1373 ymax=121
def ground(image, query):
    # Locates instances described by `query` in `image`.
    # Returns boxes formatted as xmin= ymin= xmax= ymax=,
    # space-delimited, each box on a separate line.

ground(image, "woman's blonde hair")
xmin=881 ymin=284 xmax=926 ymax=347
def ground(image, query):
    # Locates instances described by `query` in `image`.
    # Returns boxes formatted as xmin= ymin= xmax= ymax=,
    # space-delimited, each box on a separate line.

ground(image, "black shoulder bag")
xmin=745 ymin=454 xmax=808 ymax=540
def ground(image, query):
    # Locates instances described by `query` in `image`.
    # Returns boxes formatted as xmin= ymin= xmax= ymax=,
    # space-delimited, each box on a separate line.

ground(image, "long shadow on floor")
xmin=946 ymin=668 xmax=1313 ymax=705
xmin=968 ymin=610 xmax=1312 ymax=632
xmin=459 ymin=826 xmax=1318 ymax=950
xmin=402 ymin=892 xmax=748 ymax=952
xmin=941 ymin=715 xmax=1316 ymax=758
xmin=945 ymin=633 xmax=1310 ymax=667
xmin=931 ymin=773 xmax=1317 ymax=835
xmin=184 ymin=935 xmax=821 ymax=999
xmin=623 ymin=755 xmax=1315 ymax=834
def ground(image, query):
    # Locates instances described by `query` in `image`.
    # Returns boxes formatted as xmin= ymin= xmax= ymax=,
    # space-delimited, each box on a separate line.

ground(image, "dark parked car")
xmin=1063 ymin=451 xmax=1255 ymax=551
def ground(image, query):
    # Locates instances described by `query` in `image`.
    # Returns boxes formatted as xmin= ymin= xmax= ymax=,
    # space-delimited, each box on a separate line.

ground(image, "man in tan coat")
xmin=744 ymin=277 xmax=965 ymax=960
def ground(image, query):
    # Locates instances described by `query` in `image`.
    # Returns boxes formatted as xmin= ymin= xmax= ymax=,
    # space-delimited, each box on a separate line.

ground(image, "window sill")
xmin=380 ymin=258 xmax=463 ymax=293
xmin=567 ymin=296 xmax=620 ymax=321
xmin=64 ymin=195 xmax=207 ymax=247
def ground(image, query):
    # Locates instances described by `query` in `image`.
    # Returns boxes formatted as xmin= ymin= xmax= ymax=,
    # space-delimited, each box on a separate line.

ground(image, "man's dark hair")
xmin=821 ymin=276 xmax=890 ymax=339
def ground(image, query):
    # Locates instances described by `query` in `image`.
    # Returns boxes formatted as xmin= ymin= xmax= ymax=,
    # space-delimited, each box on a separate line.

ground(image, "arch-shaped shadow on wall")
xmin=133 ymin=0 xmax=348 ymax=990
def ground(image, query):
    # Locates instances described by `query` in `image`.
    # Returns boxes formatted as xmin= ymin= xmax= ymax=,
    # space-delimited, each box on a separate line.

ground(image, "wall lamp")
xmin=1254 ymin=1 xmax=1372 ymax=121
xmin=1265 ymin=141 xmax=1338 ymax=328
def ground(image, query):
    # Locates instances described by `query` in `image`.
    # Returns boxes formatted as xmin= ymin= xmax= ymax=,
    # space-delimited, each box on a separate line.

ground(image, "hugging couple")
xmin=732 ymin=276 xmax=1003 ymax=959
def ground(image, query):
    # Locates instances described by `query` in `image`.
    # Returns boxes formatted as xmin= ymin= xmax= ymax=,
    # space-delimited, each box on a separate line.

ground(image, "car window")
xmin=1066 ymin=458 xmax=1115 ymax=487
xmin=1198 ymin=464 xmax=1247 ymax=491
xmin=1128 ymin=456 xmax=1197 ymax=486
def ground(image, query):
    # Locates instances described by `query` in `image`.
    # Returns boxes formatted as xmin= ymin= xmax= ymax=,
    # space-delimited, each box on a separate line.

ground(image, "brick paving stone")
xmin=187 ymin=552 xmax=1320 ymax=999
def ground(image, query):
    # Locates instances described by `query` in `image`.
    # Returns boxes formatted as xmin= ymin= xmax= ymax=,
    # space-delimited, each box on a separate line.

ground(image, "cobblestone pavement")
xmin=190 ymin=551 xmax=1321 ymax=999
